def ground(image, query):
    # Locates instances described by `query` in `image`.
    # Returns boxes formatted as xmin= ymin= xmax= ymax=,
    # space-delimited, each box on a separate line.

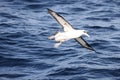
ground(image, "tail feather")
xmin=48 ymin=36 xmax=55 ymax=40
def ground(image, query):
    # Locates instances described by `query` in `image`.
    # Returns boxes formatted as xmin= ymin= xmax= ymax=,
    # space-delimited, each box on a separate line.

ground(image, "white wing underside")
xmin=48 ymin=9 xmax=94 ymax=51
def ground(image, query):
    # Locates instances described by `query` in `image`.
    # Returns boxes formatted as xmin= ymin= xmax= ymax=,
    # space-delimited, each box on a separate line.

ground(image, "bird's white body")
xmin=54 ymin=30 xmax=86 ymax=42
xmin=49 ymin=30 xmax=90 ymax=48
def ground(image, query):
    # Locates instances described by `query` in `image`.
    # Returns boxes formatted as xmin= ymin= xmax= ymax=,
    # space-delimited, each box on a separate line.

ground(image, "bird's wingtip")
xmin=91 ymin=48 xmax=97 ymax=53
xmin=47 ymin=8 xmax=50 ymax=11
xmin=89 ymin=47 xmax=96 ymax=51
xmin=47 ymin=8 xmax=53 ymax=13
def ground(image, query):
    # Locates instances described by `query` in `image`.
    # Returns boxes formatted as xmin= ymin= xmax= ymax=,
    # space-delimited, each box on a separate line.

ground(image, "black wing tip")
xmin=47 ymin=8 xmax=51 ymax=11
xmin=88 ymin=46 xmax=95 ymax=51
xmin=89 ymin=47 xmax=98 ymax=53
xmin=89 ymin=48 xmax=95 ymax=51
xmin=47 ymin=8 xmax=54 ymax=13
xmin=85 ymin=46 xmax=96 ymax=51
xmin=91 ymin=48 xmax=96 ymax=52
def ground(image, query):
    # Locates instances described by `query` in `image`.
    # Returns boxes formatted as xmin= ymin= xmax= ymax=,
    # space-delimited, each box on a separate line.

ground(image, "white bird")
xmin=48 ymin=8 xmax=95 ymax=51
xmin=49 ymin=30 xmax=90 ymax=48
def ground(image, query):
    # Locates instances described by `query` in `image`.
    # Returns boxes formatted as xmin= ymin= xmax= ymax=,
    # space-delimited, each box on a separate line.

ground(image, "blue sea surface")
xmin=0 ymin=0 xmax=120 ymax=80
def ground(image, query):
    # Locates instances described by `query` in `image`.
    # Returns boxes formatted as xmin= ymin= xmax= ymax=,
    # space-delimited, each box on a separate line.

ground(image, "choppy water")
xmin=0 ymin=0 xmax=120 ymax=80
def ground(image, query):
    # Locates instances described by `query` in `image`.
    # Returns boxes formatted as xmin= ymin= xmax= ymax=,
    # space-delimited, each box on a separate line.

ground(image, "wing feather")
xmin=48 ymin=8 xmax=74 ymax=32
xmin=75 ymin=37 xmax=95 ymax=51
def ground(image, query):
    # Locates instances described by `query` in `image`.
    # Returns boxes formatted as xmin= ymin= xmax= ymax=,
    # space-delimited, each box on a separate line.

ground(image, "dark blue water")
xmin=0 ymin=0 xmax=120 ymax=80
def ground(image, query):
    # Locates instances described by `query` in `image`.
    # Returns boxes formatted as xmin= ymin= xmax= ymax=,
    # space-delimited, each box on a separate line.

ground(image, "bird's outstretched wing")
xmin=75 ymin=37 xmax=95 ymax=51
xmin=48 ymin=8 xmax=95 ymax=51
xmin=48 ymin=8 xmax=74 ymax=32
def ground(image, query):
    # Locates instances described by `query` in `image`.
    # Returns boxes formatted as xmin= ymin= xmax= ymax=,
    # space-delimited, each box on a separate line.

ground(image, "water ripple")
xmin=0 ymin=0 xmax=120 ymax=80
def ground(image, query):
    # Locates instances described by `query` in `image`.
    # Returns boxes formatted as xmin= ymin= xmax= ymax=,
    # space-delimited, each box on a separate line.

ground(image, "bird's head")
xmin=81 ymin=30 xmax=90 ymax=37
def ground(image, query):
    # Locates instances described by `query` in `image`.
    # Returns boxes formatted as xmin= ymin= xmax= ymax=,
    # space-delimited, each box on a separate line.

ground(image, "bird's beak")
xmin=84 ymin=33 xmax=90 ymax=37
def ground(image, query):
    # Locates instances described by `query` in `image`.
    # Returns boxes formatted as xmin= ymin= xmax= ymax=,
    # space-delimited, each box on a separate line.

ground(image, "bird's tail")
xmin=48 ymin=36 xmax=55 ymax=40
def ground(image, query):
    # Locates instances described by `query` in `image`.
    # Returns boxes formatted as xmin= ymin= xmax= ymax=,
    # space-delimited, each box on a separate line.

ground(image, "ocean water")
xmin=0 ymin=0 xmax=120 ymax=80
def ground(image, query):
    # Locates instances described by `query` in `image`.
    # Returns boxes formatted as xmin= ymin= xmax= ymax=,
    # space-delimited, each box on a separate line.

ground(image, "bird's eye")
xmin=84 ymin=31 xmax=86 ymax=33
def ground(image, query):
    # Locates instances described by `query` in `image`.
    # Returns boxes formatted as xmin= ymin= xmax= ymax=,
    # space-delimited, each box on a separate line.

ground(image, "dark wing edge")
xmin=47 ymin=8 xmax=74 ymax=31
xmin=75 ymin=37 xmax=95 ymax=51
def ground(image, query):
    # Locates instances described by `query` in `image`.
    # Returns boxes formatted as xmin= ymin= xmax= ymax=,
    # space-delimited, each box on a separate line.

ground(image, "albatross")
xmin=48 ymin=8 xmax=95 ymax=51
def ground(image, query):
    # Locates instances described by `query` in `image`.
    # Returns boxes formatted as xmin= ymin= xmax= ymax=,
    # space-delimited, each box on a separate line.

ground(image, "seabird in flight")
xmin=48 ymin=8 xmax=95 ymax=51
